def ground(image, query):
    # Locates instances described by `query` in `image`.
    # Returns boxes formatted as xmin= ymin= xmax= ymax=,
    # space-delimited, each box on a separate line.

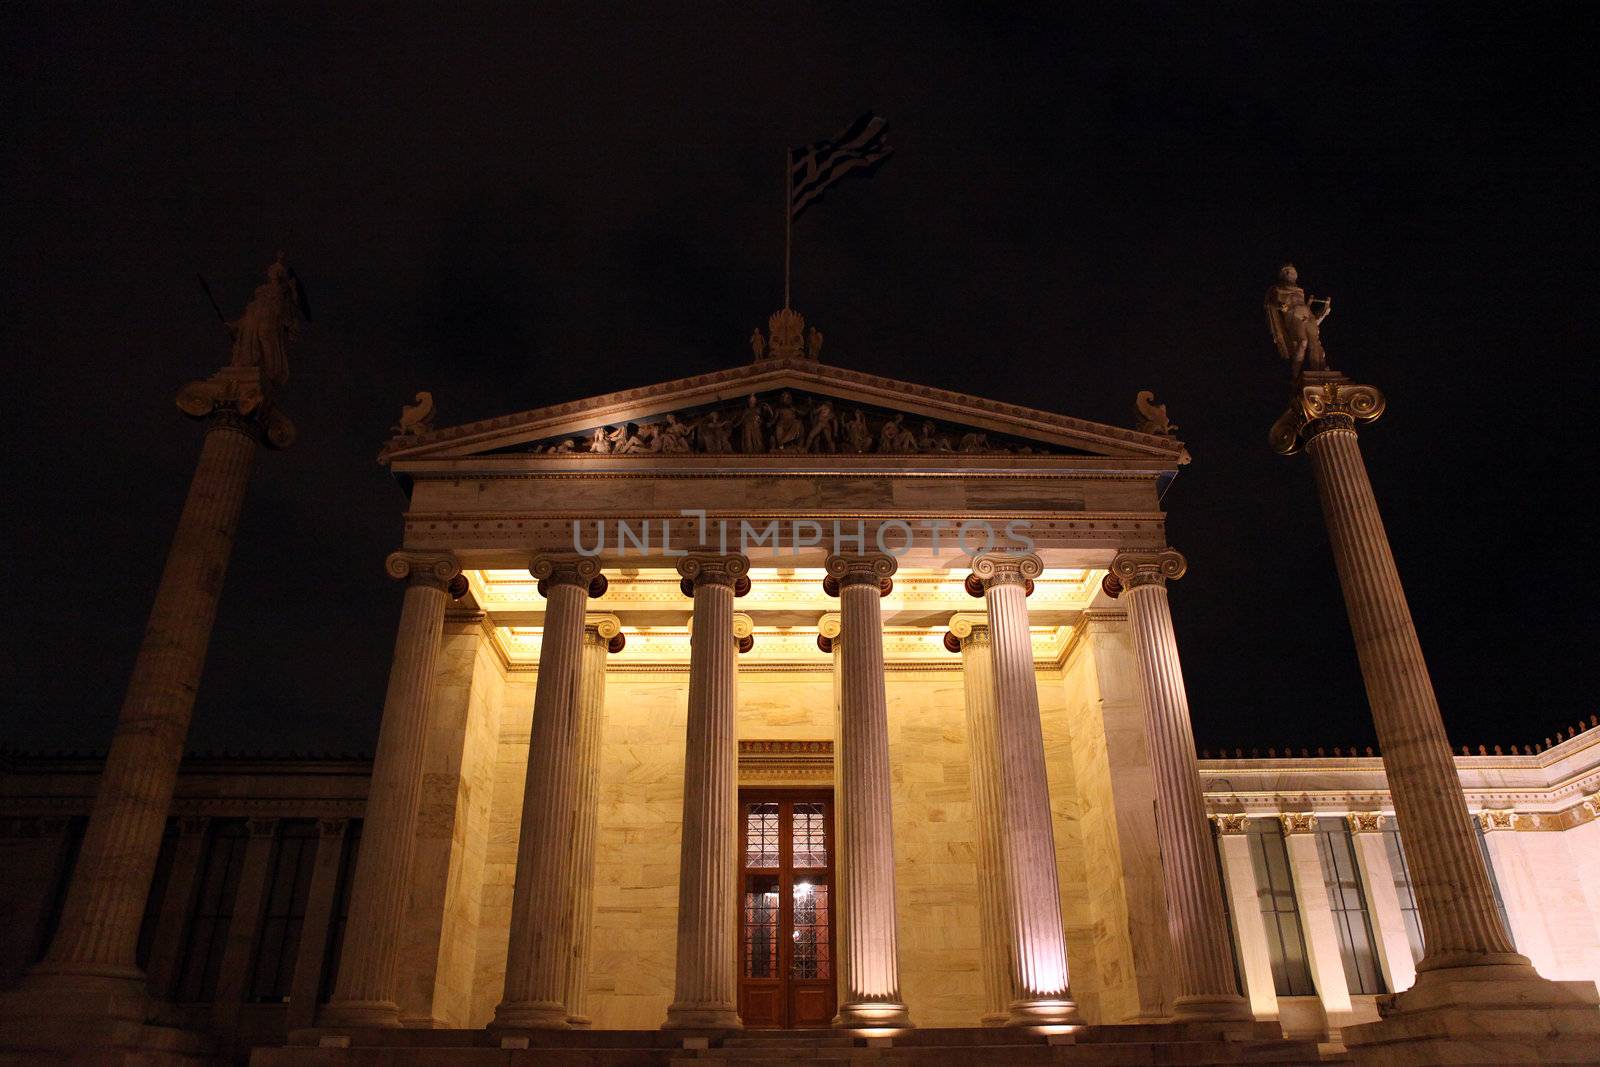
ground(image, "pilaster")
xmin=1213 ymin=815 xmax=1279 ymax=1020
xmin=1278 ymin=814 xmax=1355 ymax=1024
xmin=1346 ymin=814 xmax=1416 ymax=995
xmin=287 ymin=818 xmax=349 ymax=1031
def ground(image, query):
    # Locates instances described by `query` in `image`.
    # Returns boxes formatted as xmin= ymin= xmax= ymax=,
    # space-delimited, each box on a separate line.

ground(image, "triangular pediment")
xmin=380 ymin=356 xmax=1187 ymax=466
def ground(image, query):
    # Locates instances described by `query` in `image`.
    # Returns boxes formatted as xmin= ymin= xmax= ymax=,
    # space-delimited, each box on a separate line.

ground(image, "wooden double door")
xmin=737 ymin=789 xmax=836 ymax=1028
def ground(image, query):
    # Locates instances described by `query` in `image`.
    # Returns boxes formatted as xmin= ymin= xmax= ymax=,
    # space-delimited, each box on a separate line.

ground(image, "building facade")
xmin=6 ymin=724 xmax=1598 ymax=1056
xmin=5 ymin=312 xmax=1598 ymax=1064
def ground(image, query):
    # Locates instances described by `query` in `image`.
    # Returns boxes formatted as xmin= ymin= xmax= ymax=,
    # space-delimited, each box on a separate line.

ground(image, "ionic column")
xmin=1271 ymin=380 xmax=1522 ymax=975
xmin=945 ymin=613 xmax=1015 ymax=1025
xmin=21 ymin=369 xmax=292 ymax=1018
xmin=825 ymin=553 xmax=911 ymax=1028
xmin=565 ymin=613 xmax=624 ymax=1028
xmin=1346 ymin=813 xmax=1417 ymax=995
xmin=495 ymin=557 xmax=603 ymax=1030
xmin=969 ymin=553 xmax=1079 ymax=1026
xmin=663 ymin=553 xmax=749 ymax=1030
xmin=323 ymin=550 xmax=462 ymax=1027
xmin=1106 ymin=550 xmax=1249 ymax=1022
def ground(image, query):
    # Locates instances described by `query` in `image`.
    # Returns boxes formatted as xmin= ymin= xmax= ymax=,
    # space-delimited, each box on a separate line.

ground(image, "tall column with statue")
xmin=1264 ymin=265 xmax=1599 ymax=1064
xmin=0 ymin=260 xmax=302 ymax=1046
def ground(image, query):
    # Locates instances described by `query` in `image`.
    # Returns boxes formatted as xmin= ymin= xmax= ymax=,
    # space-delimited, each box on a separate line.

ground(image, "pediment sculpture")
xmin=527 ymin=389 xmax=1064 ymax=457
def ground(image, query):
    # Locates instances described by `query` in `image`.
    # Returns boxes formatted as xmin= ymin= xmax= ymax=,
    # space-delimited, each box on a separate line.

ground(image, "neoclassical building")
xmin=3 ymin=306 xmax=1598 ymax=1065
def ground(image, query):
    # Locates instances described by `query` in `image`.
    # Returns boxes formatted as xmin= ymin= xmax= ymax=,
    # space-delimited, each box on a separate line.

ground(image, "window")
xmin=1315 ymin=818 xmax=1385 ymax=994
xmin=319 ymin=820 xmax=362 ymax=1002
xmin=1247 ymin=819 xmax=1315 ymax=996
xmin=250 ymin=820 xmax=318 ymax=1001
xmin=175 ymin=820 xmax=248 ymax=1002
xmin=137 ymin=820 xmax=179 ymax=969
xmin=1473 ymin=819 xmax=1517 ymax=949
xmin=1382 ymin=826 xmax=1424 ymax=963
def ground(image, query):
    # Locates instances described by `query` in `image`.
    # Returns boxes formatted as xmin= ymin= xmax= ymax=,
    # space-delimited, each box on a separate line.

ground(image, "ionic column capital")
xmin=584 ymin=613 xmax=625 ymax=654
xmin=1347 ymin=811 xmax=1387 ymax=834
xmin=676 ymin=553 xmax=750 ymax=592
xmin=1280 ymin=812 xmax=1318 ymax=835
xmin=317 ymin=817 xmax=350 ymax=839
xmin=178 ymin=815 xmax=211 ymax=837
xmin=247 ymin=817 xmax=280 ymax=838
xmin=943 ymin=611 xmax=990 ymax=654
xmin=968 ymin=552 xmax=1041 ymax=592
xmin=824 ymin=552 xmax=896 ymax=596
xmin=385 ymin=550 xmax=462 ymax=592
xmin=1105 ymin=549 xmax=1187 ymax=595
xmin=175 ymin=366 xmax=297 ymax=450
xmin=816 ymin=611 xmax=841 ymax=652
xmin=1213 ymin=813 xmax=1251 ymax=836
xmin=1269 ymin=376 xmax=1386 ymax=456
xmin=532 ymin=555 xmax=604 ymax=598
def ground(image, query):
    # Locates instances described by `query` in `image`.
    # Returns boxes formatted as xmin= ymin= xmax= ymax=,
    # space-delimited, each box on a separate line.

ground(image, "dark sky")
xmin=4 ymin=6 xmax=1594 ymax=757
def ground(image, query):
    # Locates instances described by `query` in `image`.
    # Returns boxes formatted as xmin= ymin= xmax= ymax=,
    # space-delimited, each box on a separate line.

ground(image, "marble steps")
xmin=668 ymin=1032 xmax=1331 ymax=1067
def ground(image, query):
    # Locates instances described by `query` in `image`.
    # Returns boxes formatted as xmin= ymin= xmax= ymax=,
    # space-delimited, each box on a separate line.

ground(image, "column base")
xmin=4 ymin=968 xmax=151 ymax=1022
xmin=1171 ymin=992 xmax=1255 ymax=1023
xmin=1342 ymin=961 xmax=1600 ymax=1066
xmin=834 ymin=1000 xmax=913 ymax=1029
xmin=1006 ymin=997 xmax=1083 ymax=1028
xmin=979 ymin=1010 xmax=1010 ymax=1027
xmin=0 ymin=973 xmax=211 ymax=1066
xmin=661 ymin=1003 xmax=742 ymax=1030
xmin=492 ymin=1000 xmax=572 ymax=1030
xmin=566 ymin=1013 xmax=593 ymax=1029
xmin=317 ymin=999 xmax=404 ymax=1028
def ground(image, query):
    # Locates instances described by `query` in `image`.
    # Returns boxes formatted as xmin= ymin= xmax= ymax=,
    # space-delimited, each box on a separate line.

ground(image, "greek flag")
xmin=789 ymin=113 xmax=893 ymax=221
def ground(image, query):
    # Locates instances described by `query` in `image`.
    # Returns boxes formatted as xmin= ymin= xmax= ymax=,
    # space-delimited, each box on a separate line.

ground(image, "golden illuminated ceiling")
xmin=465 ymin=566 xmax=1102 ymax=670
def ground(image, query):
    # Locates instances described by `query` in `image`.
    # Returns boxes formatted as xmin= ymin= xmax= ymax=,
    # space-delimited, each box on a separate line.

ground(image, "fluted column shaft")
xmin=971 ymin=553 xmax=1079 ymax=1027
xmin=1302 ymin=417 xmax=1518 ymax=969
xmin=325 ymin=550 xmax=461 ymax=1026
xmin=564 ymin=614 xmax=621 ymax=1027
xmin=948 ymin=614 xmax=1015 ymax=1025
xmin=496 ymin=557 xmax=600 ymax=1029
xmin=827 ymin=553 xmax=911 ymax=1028
xmin=1111 ymin=550 xmax=1250 ymax=1022
xmin=33 ymin=416 xmax=260 ymax=990
xmin=664 ymin=554 xmax=747 ymax=1030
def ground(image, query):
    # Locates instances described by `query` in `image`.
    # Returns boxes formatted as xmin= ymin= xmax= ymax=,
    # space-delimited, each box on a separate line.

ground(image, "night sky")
xmin=4 ymin=7 xmax=1594 ymax=758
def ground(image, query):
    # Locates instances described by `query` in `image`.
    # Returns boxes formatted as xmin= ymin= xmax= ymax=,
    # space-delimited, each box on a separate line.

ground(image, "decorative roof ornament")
xmin=1134 ymin=391 xmax=1177 ymax=437
xmin=754 ymin=307 xmax=809 ymax=361
xmin=391 ymin=391 xmax=436 ymax=438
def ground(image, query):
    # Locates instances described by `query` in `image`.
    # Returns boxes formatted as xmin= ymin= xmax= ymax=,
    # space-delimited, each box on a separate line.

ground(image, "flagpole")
xmin=784 ymin=148 xmax=792 ymax=310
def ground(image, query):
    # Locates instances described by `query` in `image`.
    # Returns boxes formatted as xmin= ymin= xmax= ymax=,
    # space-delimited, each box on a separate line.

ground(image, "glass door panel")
xmin=738 ymin=790 xmax=835 ymax=1028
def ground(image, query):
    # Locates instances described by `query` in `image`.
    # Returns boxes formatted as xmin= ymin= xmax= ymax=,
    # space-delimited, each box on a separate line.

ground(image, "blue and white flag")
xmin=789 ymin=113 xmax=893 ymax=221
